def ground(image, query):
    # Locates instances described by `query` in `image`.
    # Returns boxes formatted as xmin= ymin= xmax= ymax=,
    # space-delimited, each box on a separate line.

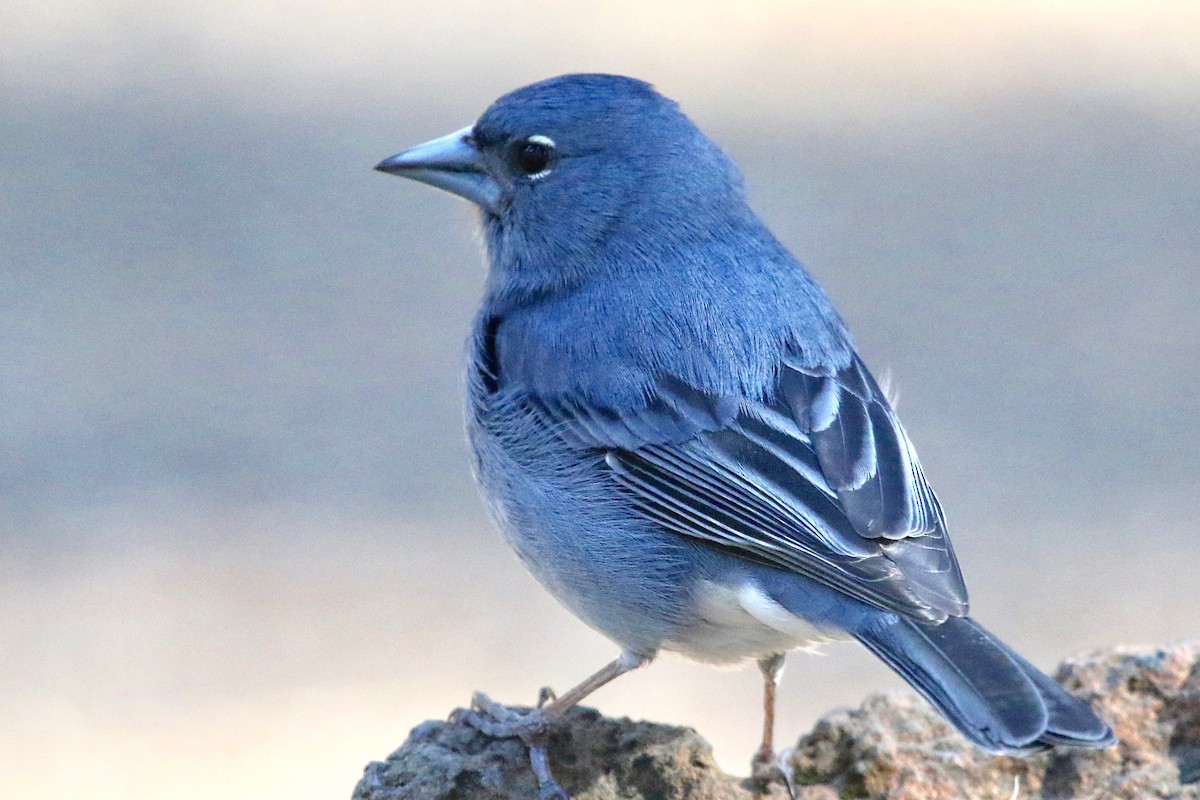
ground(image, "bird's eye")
xmin=514 ymin=136 xmax=555 ymax=177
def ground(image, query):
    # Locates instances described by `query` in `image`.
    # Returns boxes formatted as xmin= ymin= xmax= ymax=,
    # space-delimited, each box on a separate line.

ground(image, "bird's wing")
xmin=531 ymin=358 xmax=967 ymax=622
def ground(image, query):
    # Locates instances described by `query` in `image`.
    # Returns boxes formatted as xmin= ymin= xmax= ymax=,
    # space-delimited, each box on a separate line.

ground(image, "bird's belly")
xmin=468 ymin=400 xmax=852 ymax=662
xmin=665 ymin=579 xmax=846 ymax=665
xmin=468 ymin=415 xmax=705 ymax=655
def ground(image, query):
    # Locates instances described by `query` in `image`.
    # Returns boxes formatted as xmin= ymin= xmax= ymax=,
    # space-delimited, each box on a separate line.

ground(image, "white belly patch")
xmin=664 ymin=579 xmax=845 ymax=665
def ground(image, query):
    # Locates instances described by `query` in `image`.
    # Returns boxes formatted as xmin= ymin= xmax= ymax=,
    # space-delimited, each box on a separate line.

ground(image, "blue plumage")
xmin=376 ymin=73 xmax=1114 ymax=794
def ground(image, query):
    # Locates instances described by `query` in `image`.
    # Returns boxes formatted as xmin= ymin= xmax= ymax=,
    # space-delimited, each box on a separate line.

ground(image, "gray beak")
xmin=375 ymin=125 xmax=501 ymax=214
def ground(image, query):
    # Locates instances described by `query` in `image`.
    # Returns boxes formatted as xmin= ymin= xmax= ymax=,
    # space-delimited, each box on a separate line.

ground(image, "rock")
xmin=354 ymin=641 xmax=1200 ymax=800
xmin=352 ymin=706 xmax=750 ymax=799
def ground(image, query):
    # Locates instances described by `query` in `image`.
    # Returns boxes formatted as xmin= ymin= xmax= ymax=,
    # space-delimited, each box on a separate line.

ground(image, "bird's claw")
xmin=457 ymin=692 xmax=550 ymax=738
xmin=750 ymin=746 xmax=796 ymax=799
xmin=454 ymin=691 xmax=569 ymax=799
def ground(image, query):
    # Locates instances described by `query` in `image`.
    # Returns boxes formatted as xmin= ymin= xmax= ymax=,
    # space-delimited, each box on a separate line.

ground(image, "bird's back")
xmin=477 ymin=222 xmax=854 ymax=409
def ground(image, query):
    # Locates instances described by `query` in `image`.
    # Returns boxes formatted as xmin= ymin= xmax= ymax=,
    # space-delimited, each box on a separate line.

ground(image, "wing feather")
xmin=514 ymin=355 xmax=967 ymax=620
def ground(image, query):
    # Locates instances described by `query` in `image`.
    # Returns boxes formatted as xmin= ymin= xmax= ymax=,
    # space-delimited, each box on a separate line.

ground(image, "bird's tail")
xmin=854 ymin=614 xmax=1114 ymax=753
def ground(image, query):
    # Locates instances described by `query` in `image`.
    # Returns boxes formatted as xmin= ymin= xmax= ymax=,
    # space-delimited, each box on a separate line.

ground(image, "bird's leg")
xmin=753 ymin=653 xmax=785 ymax=767
xmin=453 ymin=651 xmax=650 ymax=800
xmin=751 ymin=653 xmax=794 ymax=795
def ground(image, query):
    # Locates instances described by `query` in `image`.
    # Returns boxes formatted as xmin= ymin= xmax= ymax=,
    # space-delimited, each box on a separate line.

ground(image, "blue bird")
xmin=376 ymin=74 xmax=1114 ymax=798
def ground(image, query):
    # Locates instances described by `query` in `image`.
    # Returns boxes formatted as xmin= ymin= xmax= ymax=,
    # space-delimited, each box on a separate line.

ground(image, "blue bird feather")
xmin=378 ymin=72 xmax=1114 ymax=760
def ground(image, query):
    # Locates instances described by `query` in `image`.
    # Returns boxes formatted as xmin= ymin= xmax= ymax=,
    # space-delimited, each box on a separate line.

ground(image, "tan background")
xmin=2 ymin=2 xmax=1198 ymax=798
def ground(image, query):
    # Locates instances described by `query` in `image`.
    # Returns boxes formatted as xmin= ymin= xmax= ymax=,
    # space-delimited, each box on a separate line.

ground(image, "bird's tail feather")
xmin=854 ymin=615 xmax=1114 ymax=753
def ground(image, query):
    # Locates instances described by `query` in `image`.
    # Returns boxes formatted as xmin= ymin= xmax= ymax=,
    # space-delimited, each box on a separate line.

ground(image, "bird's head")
xmin=377 ymin=74 xmax=755 ymax=297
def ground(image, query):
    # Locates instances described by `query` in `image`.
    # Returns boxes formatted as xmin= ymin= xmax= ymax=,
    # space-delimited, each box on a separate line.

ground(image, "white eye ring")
xmin=517 ymin=135 xmax=556 ymax=180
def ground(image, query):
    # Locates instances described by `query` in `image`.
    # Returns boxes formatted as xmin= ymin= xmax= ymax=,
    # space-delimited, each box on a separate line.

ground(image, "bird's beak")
xmin=375 ymin=125 xmax=501 ymax=214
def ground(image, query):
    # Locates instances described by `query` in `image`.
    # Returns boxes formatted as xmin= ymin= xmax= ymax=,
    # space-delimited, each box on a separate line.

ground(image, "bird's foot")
xmin=750 ymin=745 xmax=796 ymax=799
xmin=451 ymin=691 xmax=570 ymax=800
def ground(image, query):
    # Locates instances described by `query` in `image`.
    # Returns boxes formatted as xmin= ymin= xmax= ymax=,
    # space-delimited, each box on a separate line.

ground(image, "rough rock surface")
xmin=353 ymin=641 xmax=1200 ymax=799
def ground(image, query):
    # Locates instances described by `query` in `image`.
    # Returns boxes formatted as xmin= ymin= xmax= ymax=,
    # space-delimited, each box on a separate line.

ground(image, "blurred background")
xmin=2 ymin=2 xmax=1198 ymax=798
